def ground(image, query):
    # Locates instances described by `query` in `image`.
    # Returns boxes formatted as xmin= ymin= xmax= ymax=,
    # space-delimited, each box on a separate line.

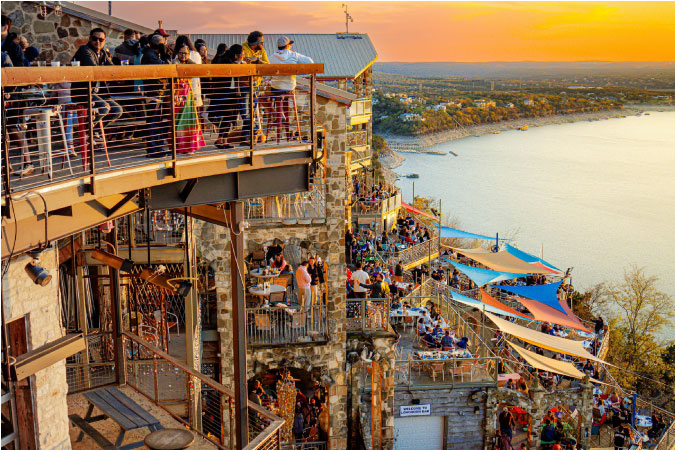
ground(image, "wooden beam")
xmin=179 ymin=179 xmax=198 ymax=203
xmin=1 ymin=64 xmax=324 ymax=87
xmin=178 ymin=204 xmax=227 ymax=227
xmin=106 ymin=191 xmax=138 ymax=217
xmin=10 ymin=334 xmax=85 ymax=381
xmin=91 ymin=249 xmax=178 ymax=293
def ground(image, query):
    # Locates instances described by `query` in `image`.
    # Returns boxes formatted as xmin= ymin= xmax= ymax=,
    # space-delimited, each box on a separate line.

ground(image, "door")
xmin=394 ymin=415 xmax=444 ymax=450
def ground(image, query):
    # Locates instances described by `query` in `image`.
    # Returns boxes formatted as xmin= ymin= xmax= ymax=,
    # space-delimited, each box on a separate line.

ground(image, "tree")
xmin=603 ymin=266 xmax=673 ymax=368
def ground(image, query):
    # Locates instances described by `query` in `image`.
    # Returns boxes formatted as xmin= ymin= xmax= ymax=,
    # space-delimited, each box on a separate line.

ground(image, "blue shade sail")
xmin=489 ymin=281 xmax=567 ymax=315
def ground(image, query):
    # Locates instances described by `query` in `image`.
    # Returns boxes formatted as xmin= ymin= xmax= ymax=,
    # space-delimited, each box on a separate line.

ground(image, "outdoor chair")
xmin=395 ymin=359 xmax=410 ymax=383
xmin=402 ymin=315 xmax=415 ymax=332
xmin=251 ymin=249 xmax=266 ymax=265
xmin=428 ymin=362 xmax=445 ymax=382
xmin=254 ymin=313 xmax=273 ymax=342
xmin=153 ymin=310 xmax=179 ymax=341
xmin=288 ymin=310 xmax=307 ymax=339
xmin=268 ymin=291 xmax=286 ymax=304
xmin=409 ymin=359 xmax=425 ymax=378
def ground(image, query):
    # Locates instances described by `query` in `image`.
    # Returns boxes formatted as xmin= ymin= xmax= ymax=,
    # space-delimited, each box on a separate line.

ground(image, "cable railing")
xmin=1 ymin=64 xmax=322 ymax=197
xmin=244 ymin=181 xmax=326 ymax=225
xmin=246 ymin=305 xmax=327 ymax=346
xmin=346 ymin=298 xmax=390 ymax=332
xmin=352 ymin=192 xmax=402 ymax=217
xmin=83 ymin=210 xmax=186 ymax=248
xmin=394 ymin=355 xmax=498 ymax=388
xmin=122 ymin=331 xmax=284 ymax=450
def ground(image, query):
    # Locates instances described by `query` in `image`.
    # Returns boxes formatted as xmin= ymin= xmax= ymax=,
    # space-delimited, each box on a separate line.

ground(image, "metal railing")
xmin=246 ymin=305 xmax=327 ymax=346
xmin=352 ymin=192 xmax=402 ymax=217
xmin=346 ymin=298 xmax=390 ymax=332
xmin=394 ymin=356 xmax=498 ymax=388
xmin=347 ymin=129 xmax=369 ymax=147
xmin=1 ymin=64 xmax=321 ymax=196
xmin=83 ymin=210 xmax=186 ymax=248
xmin=349 ymin=144 xmax=372 ymax=165
xmin=122 ymin=331 xmax=284 ymax=450
xmin=66 ymin=331 xmax=116 ymax=394
xmin=244 ymin=181 xmax=326 ymax=224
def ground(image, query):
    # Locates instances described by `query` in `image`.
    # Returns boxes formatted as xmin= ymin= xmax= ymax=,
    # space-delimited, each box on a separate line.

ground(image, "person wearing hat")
xmin=269 ymin=36 xmax=313 ymax=141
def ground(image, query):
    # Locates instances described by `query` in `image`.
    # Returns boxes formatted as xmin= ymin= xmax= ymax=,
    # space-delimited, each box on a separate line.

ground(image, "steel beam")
xmin=229 ymin=202 xmax=248 ymax=449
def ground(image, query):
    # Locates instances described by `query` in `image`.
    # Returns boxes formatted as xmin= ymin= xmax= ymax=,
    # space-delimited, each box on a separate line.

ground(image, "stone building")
xmin=1 ymin=1 xmax=152 ymax=64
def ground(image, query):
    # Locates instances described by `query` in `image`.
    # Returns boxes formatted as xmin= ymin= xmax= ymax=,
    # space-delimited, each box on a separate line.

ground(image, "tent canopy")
xmin=439 ymin=225 xmax=499 ymax=242
xmin=447 ymin=246 xmax=555 ymax=274
xmin=513 ymin=295 xmax=592 ymax=333
xmin=401 ymin=202 xmax=438 ymax=220
xmin=444 ymin=258 xmax=529 ymax=287
xmin=448 ymin=291 xmax=529 ymax=321
xmin=507 ymin=341 xmax=587 ymax=379
xmin=489 ymin=281 xmax=567 ymax=315
xmin=505 ymin=243 xmax=562 ymax=273
xmin=480 ymin=290 xmax=534 ymax=321
xmin=484 ymin=312 xmax=606 ymax=364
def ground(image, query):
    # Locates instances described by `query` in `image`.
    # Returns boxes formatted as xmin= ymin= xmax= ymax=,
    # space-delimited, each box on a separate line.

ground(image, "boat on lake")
xmin=405 ymin=173 xmax=420 ymax=179
xmin=518 ymin=125 xmax=529 ymax=131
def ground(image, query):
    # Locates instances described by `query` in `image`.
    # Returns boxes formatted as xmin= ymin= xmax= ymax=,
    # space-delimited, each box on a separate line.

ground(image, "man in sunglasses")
xmin=71 ymin=28 xmax=122 ymax=148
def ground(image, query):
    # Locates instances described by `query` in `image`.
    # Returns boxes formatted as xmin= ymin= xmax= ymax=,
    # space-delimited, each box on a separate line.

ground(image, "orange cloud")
xmin=80 ymin=1 xmax=675 ymax=61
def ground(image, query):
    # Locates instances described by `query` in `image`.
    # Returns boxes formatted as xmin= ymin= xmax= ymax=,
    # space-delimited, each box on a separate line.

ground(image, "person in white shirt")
xmin=269 ymin=36 xmax=313 ymax=141
xmin=351 ymin=263 xmax=370 ymax=299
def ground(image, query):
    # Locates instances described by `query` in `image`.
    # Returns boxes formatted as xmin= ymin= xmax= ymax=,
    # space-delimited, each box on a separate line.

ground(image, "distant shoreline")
xmin=378 ymin=104 xmax=674 ymax=181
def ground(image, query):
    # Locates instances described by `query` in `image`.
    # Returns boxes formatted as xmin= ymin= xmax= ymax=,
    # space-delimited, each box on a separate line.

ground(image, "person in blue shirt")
xmin=422 ymin=328 xmax=440 ymax=349
xmin=456 ymin=336 xmax=469 ymax=349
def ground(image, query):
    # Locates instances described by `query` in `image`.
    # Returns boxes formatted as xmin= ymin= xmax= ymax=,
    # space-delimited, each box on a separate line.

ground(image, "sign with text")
xmin=400 ymin=404 xmax=431 ymax=417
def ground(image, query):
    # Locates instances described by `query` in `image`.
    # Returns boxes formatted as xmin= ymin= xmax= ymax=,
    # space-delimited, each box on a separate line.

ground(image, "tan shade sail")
xmin=485 ymin=312 xmax=606 ymax=364
xmin=514 ymin=295 xmax=593 ymax=333
xmin=507 ymin=341 xmax=587 ymax=379
xmin=446 ymin=246 xmax=556 ymax=274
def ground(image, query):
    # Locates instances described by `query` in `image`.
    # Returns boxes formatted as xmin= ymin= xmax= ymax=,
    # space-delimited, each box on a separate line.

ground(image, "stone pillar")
xmin=579 ymin=376 xmax=593 ymax=449
xmin=2 ymin=248 xmax=72 ymax=450
xmin=530 ymin=379 xmax=546 ymax=450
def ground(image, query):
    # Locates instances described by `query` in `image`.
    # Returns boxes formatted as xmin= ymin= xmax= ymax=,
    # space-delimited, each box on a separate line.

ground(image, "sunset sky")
xmin=81 ymin=1 xmax=675 ymax=62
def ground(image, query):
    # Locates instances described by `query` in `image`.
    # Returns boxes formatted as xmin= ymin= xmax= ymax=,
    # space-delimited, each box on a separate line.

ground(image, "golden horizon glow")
xmin=80 ymin=1 xmax=675 ymax=62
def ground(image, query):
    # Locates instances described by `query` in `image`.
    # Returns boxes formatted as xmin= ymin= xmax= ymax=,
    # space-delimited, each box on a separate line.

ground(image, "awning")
xmin=443 ymin=258 xmax=529 ymax=287
xmin=446 ymin=246 xmax=556 ymax=274
xmin=480 ymin=290 xmax=534 ymax=321
xmin=507 ymin=341 xmax=587 ymax=379
xmin=489 ymin=281 xmax=567 ymax=315
xmin=448 ymin=291 xmax=529 ymax=321
xmin=505 ymin=243 xmax=562 ymax=274
xmin=484 ymin=312 xmax=606 ymax=364
xmin=401 ymin=202 xmax=438 ymax=220
xmin=439 ymin=225 xmax=499 ymax=242
xmin=513 ymin=295 xmax=592 ymax=333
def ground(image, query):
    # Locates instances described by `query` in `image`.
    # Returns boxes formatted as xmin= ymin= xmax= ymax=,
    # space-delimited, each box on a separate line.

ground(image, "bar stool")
xmin=33 ymin=106 xmax=73 ymax=179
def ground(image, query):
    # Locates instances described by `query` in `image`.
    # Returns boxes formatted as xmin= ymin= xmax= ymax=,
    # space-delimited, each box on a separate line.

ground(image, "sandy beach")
xmin=378 ymin=104 xmax=674 ymax=181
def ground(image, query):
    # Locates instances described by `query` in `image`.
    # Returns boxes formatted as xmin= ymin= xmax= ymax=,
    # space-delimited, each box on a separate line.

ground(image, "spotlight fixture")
xmin=25 ymin=252 xmax=52 ymax=286
xmin=120 ymin=258 xmax=134 ymax=273
xmin=176 ymin=280 xmax=193 ymax=297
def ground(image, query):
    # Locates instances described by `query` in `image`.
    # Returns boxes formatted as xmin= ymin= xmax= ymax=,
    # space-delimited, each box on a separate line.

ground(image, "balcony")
xmin=347 ymin=98 xmax=372 ymax=126
xmin=352 ymin=192 xmax=402 ymax=218
xmin=346 ymin=298 xmax=391 ymax=334
xmin=1 ymin=63 xmax=323 ymax=257
xmin=246 ymin=305 xmax=328 ymax=346
xmin=243 ymin=180 xmax=326 ymax=226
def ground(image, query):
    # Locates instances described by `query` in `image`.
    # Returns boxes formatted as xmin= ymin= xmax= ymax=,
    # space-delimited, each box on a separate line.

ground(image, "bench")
xmin=70 ymin=386 xmax=163 ymax=449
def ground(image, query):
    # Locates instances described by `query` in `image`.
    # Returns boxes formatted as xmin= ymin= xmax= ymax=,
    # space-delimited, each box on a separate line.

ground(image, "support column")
xmin=228 ymin=201 xmax=248 ymax=450
xmin=107 ymin=225 xmax=125 ymax=385
xmin=184 ymin=212 xmax=203 ymax=432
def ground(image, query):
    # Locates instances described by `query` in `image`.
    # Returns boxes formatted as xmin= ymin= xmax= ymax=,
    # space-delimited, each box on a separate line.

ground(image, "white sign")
xmin=400 ymin=404 xmax=431 ymax=417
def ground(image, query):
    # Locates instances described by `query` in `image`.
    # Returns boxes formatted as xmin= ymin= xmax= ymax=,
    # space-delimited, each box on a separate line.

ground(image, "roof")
xmin=187 ymin=33 xmax=377 ymax=79
xmin=56 ymin=1 xmax=154 ymax=35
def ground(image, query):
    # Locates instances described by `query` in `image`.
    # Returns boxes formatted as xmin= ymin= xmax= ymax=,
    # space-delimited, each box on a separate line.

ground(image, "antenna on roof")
xmin=342 ymin=4 xmax=354 ymax=33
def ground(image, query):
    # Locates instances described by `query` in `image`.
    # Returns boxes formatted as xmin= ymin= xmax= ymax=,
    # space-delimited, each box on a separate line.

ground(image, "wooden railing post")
xmin=169 ymin=77 xmax=177 ymax=177
xmin=86 ymin=81 xmax=96 ymax=193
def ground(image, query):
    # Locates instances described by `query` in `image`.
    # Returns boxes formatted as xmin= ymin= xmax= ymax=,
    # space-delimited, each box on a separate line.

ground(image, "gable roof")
xmin=187 ymin=33 xmax=377 ymax=79
xmin=57 ymin=1 xmax=153 ymax=35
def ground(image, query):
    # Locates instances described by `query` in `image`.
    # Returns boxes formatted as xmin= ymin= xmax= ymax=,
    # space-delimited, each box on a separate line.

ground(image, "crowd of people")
xmin=2 ymin=17 xmax=315 ymax=168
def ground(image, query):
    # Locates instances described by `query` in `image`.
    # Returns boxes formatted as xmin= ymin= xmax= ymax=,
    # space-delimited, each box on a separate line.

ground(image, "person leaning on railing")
xmin=141 ymin=33 xmax=171 ymax=157
xmin=71 ymin=28 xmax=122 ymax=149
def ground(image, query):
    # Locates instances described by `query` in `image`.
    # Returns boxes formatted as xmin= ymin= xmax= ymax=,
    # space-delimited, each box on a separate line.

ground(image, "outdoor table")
xmin=250 ymin=268 xmax=280 ymax=279
xmin=498 ymin=373 xmax=522 ymax=387
xmin=415 ymin=350 xmax=472 ymax=360
xmin=249 ymin=284 xmax=286 ymax=297
xmin=69 ymin=386 xmax=163 ymax=450
xmin=144 ymin=428 xmax=194 ymax=450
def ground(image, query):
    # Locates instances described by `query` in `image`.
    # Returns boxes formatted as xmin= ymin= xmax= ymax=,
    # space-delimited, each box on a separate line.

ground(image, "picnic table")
xmin=69 ymin=386 xmax=163 ymax=450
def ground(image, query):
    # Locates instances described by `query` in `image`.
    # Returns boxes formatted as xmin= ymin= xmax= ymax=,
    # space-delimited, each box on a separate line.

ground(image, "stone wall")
xmin=2 ymin=247 xmax=72 ymax=450
xmin=485 ymin=379 xmax=593 ymax=450
xmin=1 ymin=1 xmax=124 ymax=64
xmin=393 ymin=387 xmax=489 ymax=450
xmin=194 ymin=91 xmax=349 ymax=449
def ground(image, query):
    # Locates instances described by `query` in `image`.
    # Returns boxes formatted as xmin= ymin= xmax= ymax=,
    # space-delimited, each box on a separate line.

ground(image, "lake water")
xmin=393 ymin=112 xmax=675 ymax=338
